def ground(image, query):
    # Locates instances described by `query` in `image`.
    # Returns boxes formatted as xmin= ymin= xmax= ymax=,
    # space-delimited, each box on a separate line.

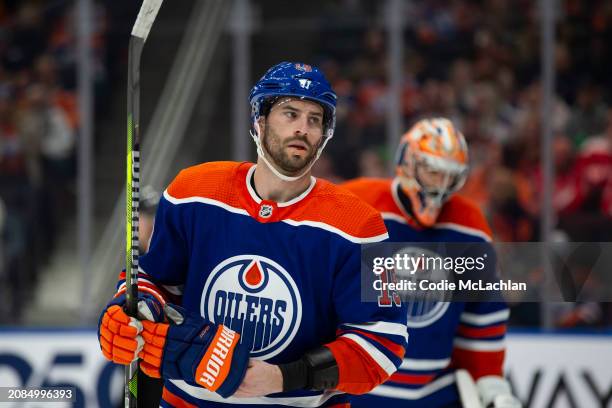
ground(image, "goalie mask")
xmin=395 ymin=118 xmax=469 ymax=226
xmin=249 ymin=62 xmax=337 ymax=181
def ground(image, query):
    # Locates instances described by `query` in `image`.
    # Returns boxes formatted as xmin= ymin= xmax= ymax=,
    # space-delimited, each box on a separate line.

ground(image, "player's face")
xmin=415 ymin=165 xmax=454 ymax=194
xmin=260 ymin=98 xmax=324 ymax=175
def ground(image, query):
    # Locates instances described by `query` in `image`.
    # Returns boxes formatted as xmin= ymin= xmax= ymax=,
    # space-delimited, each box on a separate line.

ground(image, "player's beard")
xmin=263 ymin=126 xmax=318 ymax=176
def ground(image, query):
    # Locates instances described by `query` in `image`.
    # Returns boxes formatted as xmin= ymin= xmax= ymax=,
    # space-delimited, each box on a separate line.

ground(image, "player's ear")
xmin=257 ymin=116 xmax=266 ymax=133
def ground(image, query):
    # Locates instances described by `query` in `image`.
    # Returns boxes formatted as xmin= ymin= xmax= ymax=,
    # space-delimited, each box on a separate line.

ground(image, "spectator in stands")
xmin=566 ymin=80 xmax=608 ymax=146
xmin=0 ymin=84 xmax=26 ymax=179
xmin=357 ymin=148 xmax=386 ymax=178
xmin=0 ymin=0 xmax=116 ymax=323
xmin=312 ymin=153 xmax=345 ymax=185
xmin=34 ymin=54 xmax=78 ymax=130
xmin=530 ymin=135 xmax=583 ymax=217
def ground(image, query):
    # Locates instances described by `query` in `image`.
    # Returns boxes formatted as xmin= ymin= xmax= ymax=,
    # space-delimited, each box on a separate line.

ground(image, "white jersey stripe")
xmin=341 ymin=333 xmax=397 ymax=376
xmin=399 ymin=358 xmax=451 ymax=371
xmin=117 ymin=279 xmax=162 ymax=294
xmin=135 ymin=277 xmax=156 ymax=287
xmin=161 ymin=284 xmax=184 ymax=296
xmin=280 ymin=219 xmax=388 ymax=244
xmin=454 ymin=338 xmax=506 ymax=351
xmin=369 ymin=373 xmax=455 ymax=400
xmin=343 ymin=322 xmax=409 ymax=343
xmin=170 ymin=380 xmax=343 ymax=406
xmin=381 ymin=212 xmax=408 ymax=224
xmin=164 ymin=190 xmax=388 ymax=244
xmin=163 ymin=190 xmax=250 ymax=216
xmin=433 ymin=222 xmax=492 ymax=242
xmin=460 ymin=309 xmax=510 ymax=326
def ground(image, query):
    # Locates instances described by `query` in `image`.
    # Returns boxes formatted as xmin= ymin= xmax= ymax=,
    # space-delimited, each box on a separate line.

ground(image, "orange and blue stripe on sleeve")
xmin=115 ymin=269 xmax=182 ymax=305
xmin=451 ymin=304 xmax=509 ymax=379
xmin=160 ymin=387 xmax=197 ymax=408
xmin=325 ymin=324 xmax=406 ymax=395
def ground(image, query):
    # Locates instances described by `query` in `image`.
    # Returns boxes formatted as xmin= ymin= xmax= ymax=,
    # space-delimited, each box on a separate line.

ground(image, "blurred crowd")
xmin=0 ymin=0 xmax=109 ymax=322
xmin=313 ymin=0 xmax=612 ymax=241
xmin=312 ymin=0 xmax=612 ymax=327
xmin=1 ymin=0 xmax=611 ymax=327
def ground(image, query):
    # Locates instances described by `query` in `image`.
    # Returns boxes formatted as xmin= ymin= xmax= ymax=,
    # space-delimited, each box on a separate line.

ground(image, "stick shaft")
xmin=124 ymin=2 xmax=164 ymax=406
xmin=125 ymin=35 xmax=144 ymax=408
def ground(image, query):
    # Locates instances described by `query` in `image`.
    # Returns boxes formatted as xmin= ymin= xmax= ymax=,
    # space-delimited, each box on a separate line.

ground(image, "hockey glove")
xmin=477 ymin=376 xmax=522 ymax=408
xmin=98 ymin=293 xmax=165 ymax=365
xmin=139 ymin=304 xmax=250 ymax=398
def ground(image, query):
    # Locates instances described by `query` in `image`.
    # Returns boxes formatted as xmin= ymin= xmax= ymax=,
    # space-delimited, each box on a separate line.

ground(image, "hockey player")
xmin=343 ymin=118 xmax=521 ymax=408
xmin=98 ymin=62 xmax=407 ymax=407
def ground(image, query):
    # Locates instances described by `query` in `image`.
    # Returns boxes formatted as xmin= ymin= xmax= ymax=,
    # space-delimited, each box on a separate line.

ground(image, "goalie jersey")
xmin=117 ymin=162 xmax=408 ymax=407
xmin=342 ymin=178 xmax=509 ymax=408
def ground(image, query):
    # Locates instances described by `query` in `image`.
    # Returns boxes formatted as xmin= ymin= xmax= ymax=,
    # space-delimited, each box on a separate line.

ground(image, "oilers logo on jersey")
xmin=201 ymin=255 xmax=302 ymax=359
xmin=394 ymin=246 xmax=452 ymax=328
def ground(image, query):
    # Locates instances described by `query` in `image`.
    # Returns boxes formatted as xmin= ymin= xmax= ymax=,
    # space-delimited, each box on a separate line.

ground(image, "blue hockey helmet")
xmin=249 ymin=62 xmax=337 ymax=140
xmin=248 ymin=62 xmax=338 ymax=181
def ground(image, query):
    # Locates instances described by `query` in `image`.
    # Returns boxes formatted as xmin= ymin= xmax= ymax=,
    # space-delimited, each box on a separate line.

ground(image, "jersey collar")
xmin=390 ymin=177 xmax=423 ymax=229
xmin=241 ymin=164 xmax=317 ymax=222
xmin=245 ymin=165 xmax=316 ymax=207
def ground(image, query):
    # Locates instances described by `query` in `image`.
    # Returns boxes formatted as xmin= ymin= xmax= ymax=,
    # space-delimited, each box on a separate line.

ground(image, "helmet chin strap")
xmin=250 ymin=120 xmax=329 ymax=182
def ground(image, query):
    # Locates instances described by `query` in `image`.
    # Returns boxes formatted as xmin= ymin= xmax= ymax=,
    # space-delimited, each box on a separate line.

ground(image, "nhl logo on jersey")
xmin=259 ymin=204 xmax=273 ymax=218
xmin=201 ymin=255 xmax=302 ymax=359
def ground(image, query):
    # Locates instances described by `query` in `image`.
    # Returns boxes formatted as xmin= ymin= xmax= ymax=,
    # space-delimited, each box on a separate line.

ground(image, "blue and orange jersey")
xmin=342 ymin=177 xmax=508 ymax=408
xmin=115 ymin=162 xmax=407 ymax=407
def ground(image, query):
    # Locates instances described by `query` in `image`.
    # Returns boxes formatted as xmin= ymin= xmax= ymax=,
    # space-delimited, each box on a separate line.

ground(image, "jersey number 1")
xmin=377 ymin=268 xmax=401 ymax=307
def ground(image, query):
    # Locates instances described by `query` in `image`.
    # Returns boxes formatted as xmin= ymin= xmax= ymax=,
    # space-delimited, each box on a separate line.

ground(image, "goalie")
xmin=343 ymin=118 xmax=521 ymax=408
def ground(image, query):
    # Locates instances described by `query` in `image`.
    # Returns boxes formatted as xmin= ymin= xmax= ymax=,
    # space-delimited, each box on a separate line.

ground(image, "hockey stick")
xmin=456 ymin=369 xmax=484 ymax=408
xmin=125 ymin=1 xmax=163 ymax=407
